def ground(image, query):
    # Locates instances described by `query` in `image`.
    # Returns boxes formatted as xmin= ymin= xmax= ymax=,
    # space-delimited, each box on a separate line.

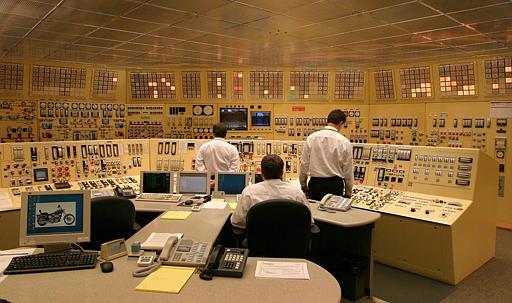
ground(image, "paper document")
xmin=211 ymin=198 xmax=225 ymax=203
xmin=201 ymin=202 xmax=227 ymax=209
xmin=1 ymin=248 xmax=37 ymax=283
xmin=228 ymin=202 xmax=238 ymax=210
xmin=135 ymin=266 xmax=195 ymax=294
xmin=255 ymin=261 xmax=310 ymax=280
xmin=141 ymin=233 xmax=183 ymax=250
xmin=0 ymin=192 xmax=12 ymax=208
xmin=161 ymin=211 xmax=192 ymax=220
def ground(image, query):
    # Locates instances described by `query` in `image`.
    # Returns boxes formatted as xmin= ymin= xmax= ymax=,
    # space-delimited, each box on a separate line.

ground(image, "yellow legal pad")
xmin=161 ymin=211 xmax=192 ymax=220
xmin=135 ymin=266 xmax=195 ymax=294
xmin=228 ymin=202 xmax=238 ymax=210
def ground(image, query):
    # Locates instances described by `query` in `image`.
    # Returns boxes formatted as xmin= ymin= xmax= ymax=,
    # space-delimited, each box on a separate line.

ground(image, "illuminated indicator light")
xmin=171 ymin=86 xmax=175 ymax=90
xmin=420 ymin=83 xmax=426 ymax=88
xmin=153 ymin=90 xmax=158 ymax=94
xmin=506 ymin=66 xmax=512 ymax=72
xmin=264 ymin=90 xmax=269 ymax=95
xmin=426 ymin=83 xmax=431 ymax=88
xmin=446 ymin=87 xmax=452 ymax=91
xmin=148 ymin=82 xmax=153 ymax=87
xmin=446 ymin=76 xmax=451 ymax=81
xmin=161 ymin=78 xmax=166 ymax=82
xmin=493 ymin=83 xmax=500 ymax=89
xmin=290 ymin=86 xmax=295 ymax=91
xmin=463 ymin=85 xmax=469 ymax=90
xmin=112 ymin=77 xmax=118 ymax=82
xmin=440 ymin=77 xmax=445 ymax=81
xmin=304 ymin=94 xmax=309 ymax=99
xmin=217 ymin=77 xmax=221 ymax=82
xmin=451 ymin=81 xmax=457 ymax=86
xmin=470 ymin=90 xmax=475 ymax=95
xmin=427 ymin=92 xmax=432 ymax=97
xmin=506 ymin=78 xmax=512 ymax=83
xmin=469 ymin=85 xmax=475 ymax=90
xmin=217 ymin=94 xmax=222 ymax=99
xmin=166 ymin=82 xmax=170 ymax=86
xmin=217 ymin=82 xmax=222 ymax=87
xmin=238 ymin=73 xmax=243 ymax=78
xmin=412 ymin=93 xmax=417 ymax=97
xmin=427 ymin=88 xmax=431 ymax=92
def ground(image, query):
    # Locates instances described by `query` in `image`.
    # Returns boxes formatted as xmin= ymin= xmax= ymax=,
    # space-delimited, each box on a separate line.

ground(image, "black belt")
xmin=310 ymin=176 xmax=343 ymax=181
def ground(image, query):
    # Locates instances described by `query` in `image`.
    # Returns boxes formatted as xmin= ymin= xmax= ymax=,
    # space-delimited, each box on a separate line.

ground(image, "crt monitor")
xmin=254 ymin=171 xmax=286 ymax=183
xmin=140 ymin=171 xmax=173 ymax=194
xmin=251 ymin=111 xmax=271 ymax=127
xmin=219 ymin=108 xmax=248 ymax=130
xmin=215 ymin=172 xmax=249 ymax=195
xmin=177 ymin=171 xmax=210 ymax=195
xmin=19 ymin=190 xmax=91 ymax=251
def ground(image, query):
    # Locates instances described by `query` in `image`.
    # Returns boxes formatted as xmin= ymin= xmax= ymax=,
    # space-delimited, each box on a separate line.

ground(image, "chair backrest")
xmin=246 ymin=199 xmax=311 ymax=258
xmin=86 ymin=196 xmax=136 ymax=250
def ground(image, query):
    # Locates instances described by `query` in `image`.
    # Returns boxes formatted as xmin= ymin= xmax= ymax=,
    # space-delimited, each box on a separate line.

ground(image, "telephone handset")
xmin=115 ymin=185 xmax=137 ymax=199
xmin=200 ymin=245 xmax=248 ymax=280
xmin=319 ymin=194 xmax=352 ymax=211
xmin=159 ymin=236 xmax=179 ymax=261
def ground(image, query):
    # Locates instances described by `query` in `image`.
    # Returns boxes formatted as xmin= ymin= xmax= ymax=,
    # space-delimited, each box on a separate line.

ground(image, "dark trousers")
xmin=308 ymin=176 xmax=345 ymax=201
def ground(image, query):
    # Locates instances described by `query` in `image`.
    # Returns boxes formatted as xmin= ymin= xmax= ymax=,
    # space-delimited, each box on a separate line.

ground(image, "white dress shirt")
xmin=230 ymin=179 xmax=313 ymax=229
xmin=299 ymin=126 xmax=354 ymax=193
xmin=196 ymin=138 xmax=240 ymax=173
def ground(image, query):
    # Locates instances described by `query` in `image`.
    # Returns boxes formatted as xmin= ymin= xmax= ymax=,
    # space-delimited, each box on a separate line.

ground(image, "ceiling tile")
xmin=220 ymin=25 xmax=266 ymax=40
xmin=115 ymin=42 xmax=162 ymax=52
xmin=100 ymin=49 xmax=143 ymax=58
xmin=206 ymin=2 xmax=272 ymax=24
xmin=438 ymin=34 xmax=493 ymax=46
xmin=394 ymin=15 xmax=461 ymax=33
xmin=421 ymin=0 xmax=509 ymax=13
xmin=373 ymin=34 xmax=433 ymax=46
xmin=130 ymin=34 xmax=183 ymax=46
xmin=0 ymin=36 xmax=19 ymax=51
xmin=29 ymin=29 xmax=79 ymax=42
xmin=367 ymin=2 xmax=439 ymax=24
xmin=449 ymin=3 xmax=512 ymax=24
xmin=152 ymin=26 xmax=206 ymax=40
xmin=470 ymin=18 xmax=512 ymax=33
xmin=49 ymin=7 xmax=116 ymax=26
xmin=285 ymin=0 xmax=354 ymax=23
xmin=234 ymin=0 xmax=316 ymax=13
xmin=190 ymin=33 xmax=251 ymax=47
xmin=173 ymin=41 xmax=225 ymax=54
xmin=105 ymin=17 xmax=164 ymax=33
xmin=247 ymin=15 xmax=310 ymax=32
xmin=312 ymin=25 xmax=408 ymax=46
xmin=60 ymin=44 xmax=107 ymax=53
xmin=124 ymin=4 xmax=190 ymax=24
xmin=486 ymin=30 xmax=512 ymax=43
xmin=0 ymin=26 xmax=30 ymax=37
xmin=35 ymin=21 xmax=95 ymax=35
xmin=336 ymin=0 xmax=414 ymax=13
xmin=74 ymin=37 xmax=121 ymax=48
xmin=419 ymin=26 xmax=477 ymax=41
xmin=174 ymin=16 xmax=237 ymax=33
xmin=89 ymin=28 xmax=140 ymax=41
xmin=460 ymin=41 xmax=506 ymax=51
xmin=61 ymin=0 xmax=142 ymax=16
xmin=149 ymin=0 xmax=230 ymax=14
xmin=0 ymin=13 xmax=39 ymax=28
xmin=0 ymin=0 xmax=54 ymax=18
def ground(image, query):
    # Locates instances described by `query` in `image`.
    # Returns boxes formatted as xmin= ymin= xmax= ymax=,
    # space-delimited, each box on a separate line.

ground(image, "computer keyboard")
xmin=4 ymin=251 xmax=98 ymax=274
xmin=135 ymin=193 xmax=182 ymax=203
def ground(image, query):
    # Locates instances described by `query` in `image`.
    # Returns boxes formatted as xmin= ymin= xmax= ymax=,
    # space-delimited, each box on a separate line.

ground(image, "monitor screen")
xmin=254 ymin=173 xmax=264 ymax=184
xmin=140 ymin=171 xmax=173 ymax=194
xmin=19 ymin=190 xmax=91 ymax=247
xmin=33 ymin=168 xmax=49 ymax=182
xmin=216 ymin=173 xmax=248 ymax=195
xmin=251 ymin=111 xmax=271 ymax=127
xmin=219 ymin=108 xmax=248 ymax=130
xmin=177 ymin=172 xmax=209 ymax=195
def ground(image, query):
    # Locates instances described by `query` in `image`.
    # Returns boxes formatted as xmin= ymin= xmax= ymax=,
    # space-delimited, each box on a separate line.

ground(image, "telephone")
xmin=115 ymin=185 xmax=137 ymax=199
xmin=200 ymin=245 xmax=248 ymax=280
xmin=319 ymin=194 xmax=353 ymax=211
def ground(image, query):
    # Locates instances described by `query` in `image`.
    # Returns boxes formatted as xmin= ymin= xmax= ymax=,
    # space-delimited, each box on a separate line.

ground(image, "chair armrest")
xmin=232 ymin=226 xmax=246 ymax=235
xmin=133 ymin=222 xmax=142 ymax=232
xmin=310 ymin=223 xmax=320 ymax=234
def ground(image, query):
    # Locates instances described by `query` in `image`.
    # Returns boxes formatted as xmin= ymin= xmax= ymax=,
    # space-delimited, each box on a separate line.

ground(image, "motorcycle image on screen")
xmin=36 ymin=205 xmax=76 ymax=226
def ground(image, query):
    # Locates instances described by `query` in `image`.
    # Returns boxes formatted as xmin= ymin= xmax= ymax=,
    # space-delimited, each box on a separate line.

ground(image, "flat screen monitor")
xmin=140 ymin=171 xmax=173 ymax=194
xmin=219 ymin=108 xmax=248 ymax=130
xmin=19 ymin=190 xmax=91 ymax=248
xmin=251 ymin=111 xmax=271 ymax=127
xmin=215 ymin=172 xmax=249 ymax=195
xmin=33 ymin=168 xmax=49 ymax=182
xmin=177 ymin=171 xmax=210 ymax=195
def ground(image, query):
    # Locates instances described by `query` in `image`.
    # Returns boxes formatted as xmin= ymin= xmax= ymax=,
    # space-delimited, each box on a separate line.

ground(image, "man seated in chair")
xmin=231 ymin=154 xmax=313 ymax=229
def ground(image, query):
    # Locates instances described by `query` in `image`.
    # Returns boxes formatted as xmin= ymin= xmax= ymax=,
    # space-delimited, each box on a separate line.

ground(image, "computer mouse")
xmin=100 ymin=261 xmax=113 ymax=273
xmin=184 ymin=200 xmax=194 ymax=206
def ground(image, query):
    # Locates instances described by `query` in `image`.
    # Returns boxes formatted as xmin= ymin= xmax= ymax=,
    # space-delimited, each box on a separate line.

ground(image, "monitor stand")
xmin=43 ymin=243 xmax=73 ymax=253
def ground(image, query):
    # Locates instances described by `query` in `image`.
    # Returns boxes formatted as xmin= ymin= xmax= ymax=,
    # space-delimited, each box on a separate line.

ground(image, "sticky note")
xmin=228 ymin=202 xmax=238 ymax=210
xmin=135 ymin=266 xmax=195 ymax=293
xmin=161 ymin=211 xmax=192 ymax=220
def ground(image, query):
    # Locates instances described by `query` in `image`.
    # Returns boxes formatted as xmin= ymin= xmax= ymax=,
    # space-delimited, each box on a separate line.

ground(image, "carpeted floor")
xmin=344 ymin=229 xmax=512 ymax=303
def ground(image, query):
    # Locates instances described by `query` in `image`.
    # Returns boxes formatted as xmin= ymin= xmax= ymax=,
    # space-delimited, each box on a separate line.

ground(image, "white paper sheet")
xmin=0 ymin=248 xmax=37 ymax=283
xmin=255 ymin=261 xmax=310 ymax=280
xmin=201 ymin=202 xmax=227 ymax=209
xmin=141 ymin=233 xmax=184 ymax=250
xmin=0 ymin=192 xmax=12 ymax=208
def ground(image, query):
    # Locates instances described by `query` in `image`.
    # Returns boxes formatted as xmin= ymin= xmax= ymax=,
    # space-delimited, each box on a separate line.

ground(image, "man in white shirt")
xmin=231 ymin=154 xmax=312 ymax=229
xmin=196 ymin=123 xmax=240 ymax=173
xmin=299 ymin=109 xmax=354 ymax=201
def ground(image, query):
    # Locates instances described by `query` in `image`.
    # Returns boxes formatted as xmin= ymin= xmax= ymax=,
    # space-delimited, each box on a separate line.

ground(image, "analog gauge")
xmin=107 ymin=104 xmax=113 ymax=110
xmin=55 ymin=103 xmax=61 ymax=109
xmin=355 ymin=111 xmax=360 ymax=117
xmin=85 ymin=103 xmax=91 ymax=110
xmin=48 ymin=102 xmax=54 ymax=109
xmin=120 ymin=104 xmax=125 ymax=110
xmin=113 ymin=104 xmax=119 ymax=110
xmin=193 ymin=105 xmax=203 ymax=116
xmin=349 ymin=111 xmax=355 ymax=117
xmin=79 ymin=103 xmax=85 ymax=109
xmin=71 ymin=103 xmax=78 ymax=109
xmin=203 ymin=105 xmax=214 ymax=116
xmin=100 ymin=104 xmax=106 ymax=110
xmin=40 ymin=102 xmax=46 ymax=108
xmin=63 ymin=103 xmax=69 ymax=109
xmin=92 ymin=104 xmax=98 ymax=110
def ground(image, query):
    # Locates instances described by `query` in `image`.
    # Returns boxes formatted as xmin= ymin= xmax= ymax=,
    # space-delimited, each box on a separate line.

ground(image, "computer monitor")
xmin=140 ymin=171 xmax=173 ymax=194
xmin=177 ymin=171 xmax=210 ymax=195
xmin=19 ymin=190 xmax=91 ymax=252
xmin=251 ymin=111 xmax=271 ymax=127
xmin=254 ymin=171 xmax=286 ymax=183
xmin=215 ymin=172 xmax=250 ymax=195
xmin=219 ymin=107 xmax=248 ymax=130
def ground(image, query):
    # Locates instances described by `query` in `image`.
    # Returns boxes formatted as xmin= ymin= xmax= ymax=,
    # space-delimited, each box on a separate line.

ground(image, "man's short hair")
xmin=327 ymin=109 xmax=347 ymax=125
xmin=261 ymin=155 xmax=284 ymax=180
xmin=213 ymin=123 xmax=228 ymax=138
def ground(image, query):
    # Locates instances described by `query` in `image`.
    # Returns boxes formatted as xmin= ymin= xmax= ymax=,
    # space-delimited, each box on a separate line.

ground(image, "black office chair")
xmin=246 ymin=199 xmax=312 ymax=258
xmin=83 ymin=196 xmax=137 ymax=251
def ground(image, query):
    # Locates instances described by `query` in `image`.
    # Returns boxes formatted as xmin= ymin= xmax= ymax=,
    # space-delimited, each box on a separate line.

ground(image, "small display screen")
xmin=142 ymin=172 xmax=171 ymax=193
xmin=33 ymin=168 xmax=49 ymax=182
xmin=219 ymin=108 xmax=248 ymax=130
xmin=251 ymin=111 xmax=271 ymax=127
xmin=179 ymin=173 xmax=208 ymax=194
xmin=254 ymin=173 xmax=263 ymax=184
xmin=217 ymin=173 xmax=247 ymax=195
xmin=26 ymin=193 xmax=84 ymax=235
